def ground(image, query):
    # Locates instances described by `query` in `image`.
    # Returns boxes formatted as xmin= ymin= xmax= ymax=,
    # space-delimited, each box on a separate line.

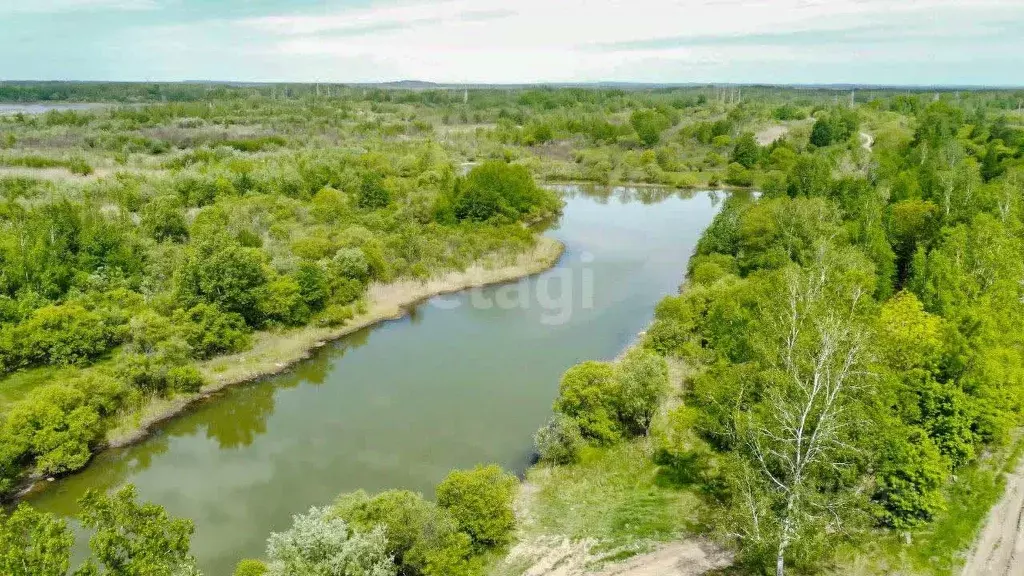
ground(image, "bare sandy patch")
xmin=755 ymin=125 xmax=789 ymax=146
xmin=961 ymin=456 xmax=1024 ymax=576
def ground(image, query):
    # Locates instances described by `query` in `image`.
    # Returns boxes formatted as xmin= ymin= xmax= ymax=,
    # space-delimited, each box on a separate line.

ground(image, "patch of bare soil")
xmin=500 ymin=538 xmax=731 ymax=576
xmin=962 ymin=458 xmax=1024 ymax=576
xmin=755 ymin=125 xmax=789 ymax=146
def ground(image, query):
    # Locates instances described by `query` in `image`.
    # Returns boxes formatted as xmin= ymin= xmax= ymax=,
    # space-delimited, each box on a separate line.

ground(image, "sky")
xmin=1 ymin=0 xmax=1024 ymax=85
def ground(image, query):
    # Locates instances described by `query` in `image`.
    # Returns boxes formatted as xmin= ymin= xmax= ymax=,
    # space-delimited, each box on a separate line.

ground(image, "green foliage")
xmin=552 ymin=361 xmax=621 ymax=444
xmin=334 ymin=489 xmax=479 ymax=576
xmin=358 ymin=172 xmax=392 ymax=210
xmin=173 ymin=303 xmax=251 ymax=359
xmin=809 ymin=108 xmax=859 ymax=147
xmin=874 ymin=427 xmax=947 ymax=528
xmin=534 ymin=414 xmax=584 ymax=465
xmin=436 ymin=465 xmax=517 ymax=549
xmin=77 ymin=484 xmax=197 ymax=576
xmin=730 ymin=132 xmax=760 ymax=168
xmin=629 ymin=109 xmax=672 ymax=147
xmin=2 ymin=383 xmax=103 ymax=475
xmin=234 ymin=559 xmax=268 ymax=576
xmin=0 ymin=503 xmax=73 ymax=576
xmin=450 ymin=161 xmax=559 ymax=223
xmin=613 ymin=348 xmax=669 ymax=436
xmin=264 ymin=506 xmax=395 ymax=576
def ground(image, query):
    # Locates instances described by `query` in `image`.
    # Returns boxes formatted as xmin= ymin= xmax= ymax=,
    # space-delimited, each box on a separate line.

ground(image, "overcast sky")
xmin=2 ymin=0 xmax=1023 ymax=85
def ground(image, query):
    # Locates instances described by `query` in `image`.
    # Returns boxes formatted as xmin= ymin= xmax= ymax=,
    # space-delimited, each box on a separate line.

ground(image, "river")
xmin=28 ymin=185 xmax=723 ymax=575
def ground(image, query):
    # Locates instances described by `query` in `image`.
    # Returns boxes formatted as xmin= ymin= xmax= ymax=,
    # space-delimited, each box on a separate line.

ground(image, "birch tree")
xmin=733 ymin=246 xmax=874 ymax=575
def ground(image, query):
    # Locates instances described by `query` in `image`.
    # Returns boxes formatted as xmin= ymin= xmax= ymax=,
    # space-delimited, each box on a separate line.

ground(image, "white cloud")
xmin=224 ymin=0 xmax=1023 ymax=82
xmin=0 ymin=0 xmax=156 ymax=14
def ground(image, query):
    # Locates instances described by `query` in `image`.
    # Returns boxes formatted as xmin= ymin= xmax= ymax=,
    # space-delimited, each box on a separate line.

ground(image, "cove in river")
xmin=28 ymin=185 xmax=724 ymax=575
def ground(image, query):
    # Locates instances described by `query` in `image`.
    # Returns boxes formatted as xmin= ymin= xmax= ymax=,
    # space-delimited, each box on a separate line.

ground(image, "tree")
xmin=175 ymin=240 xmax=269 ymax=327
xmin=334 ymin=490 xmax=478 ymax=576
xmin=435 ymin=465 xmax=517 ymax=549
xmin=357 ymin=172 xmax=391 ymax=210
xmin=265 ymin=506 xmax=395 ymax=576
xmin=630 ymin=109 xmax=671 ymax=147
xmin=552 ymin=361 xmax=621 ymax=444
xmin=0 ymin=504 xmax=73 ymax=576
xmin=76 ymin=484 xmax=197 ymax=576
xmin=614 ymin=348 xmax=670 ymax=436
xmin=733 ymin=251 xmax=873 ymax=576
xmin=731 ymin=132 xmax=760 ymax=169
xmin=534 ymin=414 xmax=584 ymax=464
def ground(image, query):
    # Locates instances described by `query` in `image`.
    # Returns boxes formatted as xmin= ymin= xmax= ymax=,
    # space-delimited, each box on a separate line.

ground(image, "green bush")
xmin=436 ymin=465 xmax=517 ymax=549
xmin=534 ymin=414 xmax=585 ymax=465
xmin=11 ymin=304 xmax=111 ymax=370
xmin=167 ymin=365 xmax=205 ymax=393
xmin=553 ymin=361 xmax=621 ymax=444
xmin=614 ymin=348 xmax=670 ymax=436
xmin=234 ymin=559 xmax=268 ymax=576
xmin=174 ymin=303 xmax=251 ymax=359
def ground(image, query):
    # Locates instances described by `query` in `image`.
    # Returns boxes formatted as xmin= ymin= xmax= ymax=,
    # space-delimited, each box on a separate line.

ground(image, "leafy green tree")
xmin=435 ymin=465 xmax=517 ymax=549
xmin=873 ymin=427 xmax=947 ymax=528
xmin=357 ymin=172 xmax=391 ymax=210
xmin=552 ymin=361 xmax=621 ymax=444
xmin=614 ymin=348 xmax=669 ymax=436
xmin=294 ymin=262 xmax=330 ymax=311
xmin=0 ymin=503 xmax=73 ymax=576
xmin=234 ymin=559 xmax=268 ymax=576
xmin=731 ymin=132 xmax=760 ymax=169
xmin=76 ymin=484 xmax=197 ymax=576
xmin=2 ymin=383 xmax=102 ymax=475
xmin=173 ymin=303 xmax=251 ymax=359
xmin=176 ymin=240 xmax=269 ymax=327
xmin=334 ymin=489 xmax=478 ymax=576
xmin=630 ymin=109 xmax=671 ymax=147
xmin=141 ymin=196 xmax=188 ymax=243
xmin=452 ymin=161 xmax=558 ymax=223
xmin=533 ymin=414 xmax=584 ymax=465
xmin=12 ymin=304 xmax=111 ymax=369
xmin=258 ymin=276 xmax=311 ymax=326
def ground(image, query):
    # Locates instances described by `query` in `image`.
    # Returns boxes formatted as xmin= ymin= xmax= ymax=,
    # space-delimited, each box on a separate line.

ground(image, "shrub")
xmin=874 ymin=427 xmax=948 ymax=528
xmin=234 ymin=559 xmax=268 ymax=576
xmin=614 ymin=348 xmax=670 ymax=436
xmin=167 ymin=365 xmax=205 ymax=393
xmin=553 ymin=361 xmax=621 ymax=444
xmin=174 ymin=303 xmax=251 ymax=359
xmin=258 ymin=276 xmax=311 ymax=327
xmin=436 ymin=465 xmax=517 ymax=549
xmin=534 ymin=414 xmax=584 ymax=465
xmin=358 ymin=172 xmax=391 ymax=210
xmin=2 ymin=384 xmax=103 ymax=475
xmin=265 ymin=506 xmax=396 ymax=576
xmin=13 ymin=304 xmax=111 ymax=369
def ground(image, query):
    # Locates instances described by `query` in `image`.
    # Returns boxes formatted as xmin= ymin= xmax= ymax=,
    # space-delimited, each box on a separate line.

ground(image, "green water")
xmin=28 ymin=186 xmax=722 ymax=575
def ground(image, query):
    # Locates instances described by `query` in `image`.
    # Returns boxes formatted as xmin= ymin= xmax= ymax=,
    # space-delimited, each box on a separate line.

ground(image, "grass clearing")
xmin=524 ymin=440 xmax=702 ymax=549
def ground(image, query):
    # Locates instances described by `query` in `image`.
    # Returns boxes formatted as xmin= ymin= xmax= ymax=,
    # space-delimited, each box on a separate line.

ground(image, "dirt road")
xmin=962 ymin=459 xmax=1024 ymax=576
xmin=502 ymin=538 xmax=731 ymax=576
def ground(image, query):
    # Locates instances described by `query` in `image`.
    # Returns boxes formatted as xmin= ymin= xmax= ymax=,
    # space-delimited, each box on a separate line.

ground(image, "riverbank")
xmin=102 ymin=235 xmax=565 ymax=450
xmin=488 ymin=352 xmax=732 ymax=576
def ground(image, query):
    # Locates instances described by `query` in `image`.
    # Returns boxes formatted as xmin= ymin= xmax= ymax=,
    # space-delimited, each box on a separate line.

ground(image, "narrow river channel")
xmin=29 ymin=185 xmax=723 ymax=575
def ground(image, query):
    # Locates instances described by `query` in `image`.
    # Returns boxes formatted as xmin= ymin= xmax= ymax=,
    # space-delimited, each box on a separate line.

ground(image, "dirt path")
xmin=961 ymin=459 xmax=1024 ymax=576
xmin=756 ymin=125 xmax=789 ymax=146
xmin=502 ymin=538 xmax=731 ymax=576
xmin=860 ymin=132 xmax=874 ymax=152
